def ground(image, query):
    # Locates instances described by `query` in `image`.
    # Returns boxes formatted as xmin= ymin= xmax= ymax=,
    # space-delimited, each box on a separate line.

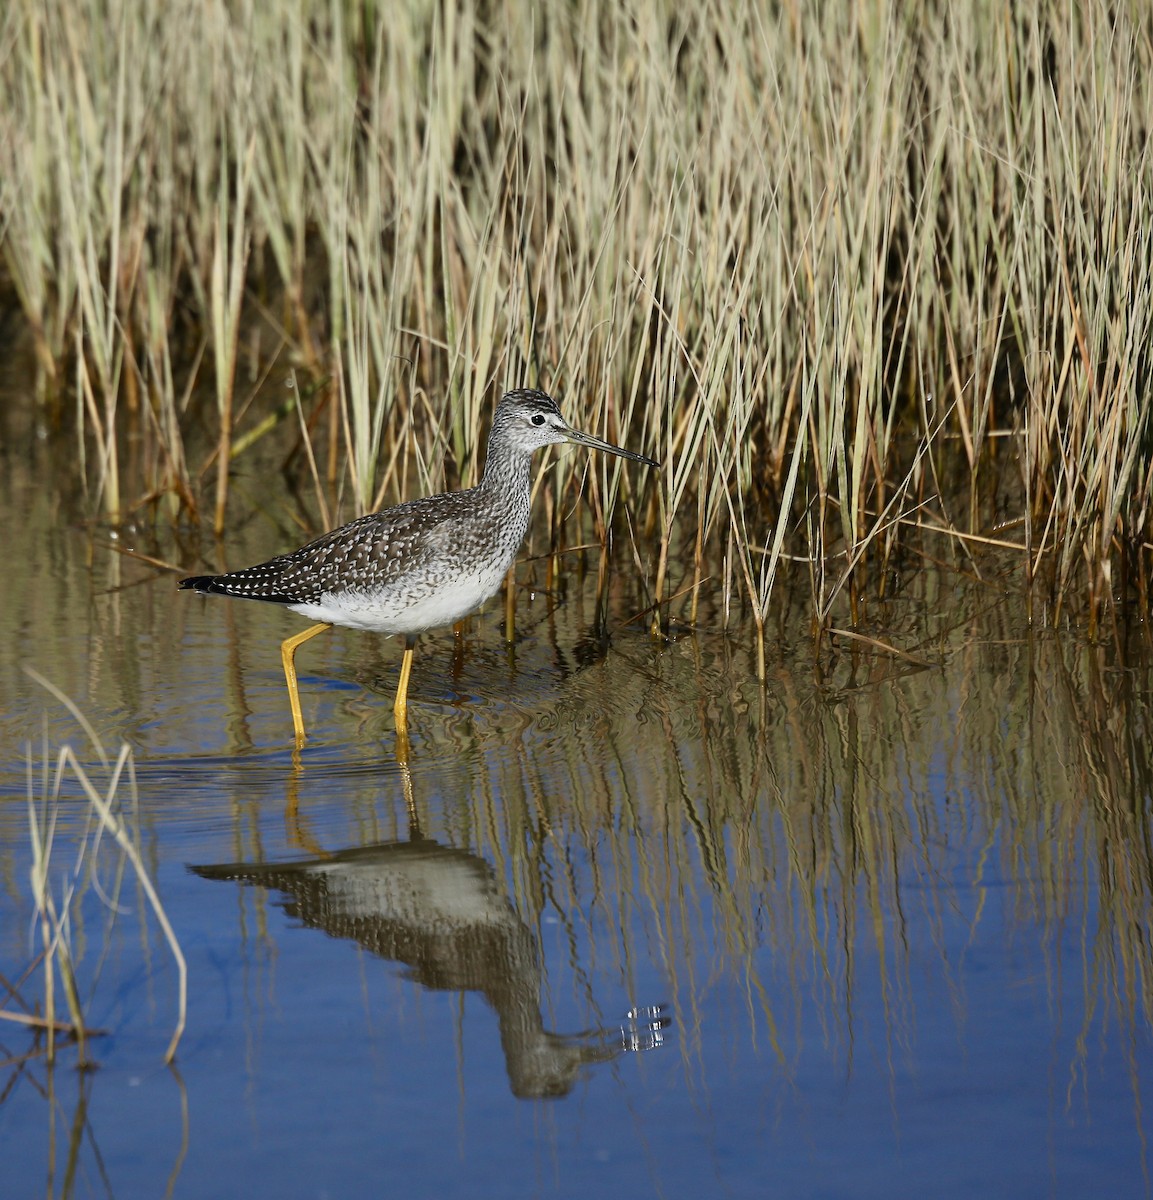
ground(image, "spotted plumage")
xmin=180 ymin=388 xmax=658 ymax=743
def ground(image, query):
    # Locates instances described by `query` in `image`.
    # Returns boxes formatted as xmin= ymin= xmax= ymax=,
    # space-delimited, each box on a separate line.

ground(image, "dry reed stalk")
xmin=23 ymin=668 xmax=188 ymax=1066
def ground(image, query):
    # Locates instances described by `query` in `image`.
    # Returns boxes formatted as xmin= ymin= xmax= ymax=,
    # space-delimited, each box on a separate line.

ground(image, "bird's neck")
xmin=478 ymin=441 xmax=533 ymax=505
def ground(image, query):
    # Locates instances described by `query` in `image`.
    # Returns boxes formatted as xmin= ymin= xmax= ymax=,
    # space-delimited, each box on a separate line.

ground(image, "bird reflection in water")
xmin=191 ymin=832 xmax=668 ymax=1098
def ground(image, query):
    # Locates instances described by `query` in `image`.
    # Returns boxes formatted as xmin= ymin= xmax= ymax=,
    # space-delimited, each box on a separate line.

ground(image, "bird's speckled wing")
xmin=180 ymin=483 xmax=532 ymax=634
xmin=182 ymin=489 xmax=489 ymax=604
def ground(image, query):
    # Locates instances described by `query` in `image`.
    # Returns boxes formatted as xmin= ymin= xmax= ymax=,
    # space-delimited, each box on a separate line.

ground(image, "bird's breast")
xmin=287 ymin=559 xmax=509 ymax=633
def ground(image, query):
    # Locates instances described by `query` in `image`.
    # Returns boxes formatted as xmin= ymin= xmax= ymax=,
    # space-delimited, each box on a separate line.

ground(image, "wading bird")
xmin=181 ymin=389 xmax=657 ymax=744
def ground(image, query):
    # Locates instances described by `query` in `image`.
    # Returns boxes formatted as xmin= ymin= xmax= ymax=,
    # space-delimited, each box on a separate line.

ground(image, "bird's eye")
xmin=530 ymin=413 xmax=546 ymax=427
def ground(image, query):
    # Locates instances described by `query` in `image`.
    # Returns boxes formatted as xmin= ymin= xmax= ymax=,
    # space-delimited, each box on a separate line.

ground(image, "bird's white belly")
xmin=287 ymin=561 xmax=509 ymax=635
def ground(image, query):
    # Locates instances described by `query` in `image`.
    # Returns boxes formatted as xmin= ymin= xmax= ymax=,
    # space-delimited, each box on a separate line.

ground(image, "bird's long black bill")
xmin=564 ymin=426 xmax=659 ymax=468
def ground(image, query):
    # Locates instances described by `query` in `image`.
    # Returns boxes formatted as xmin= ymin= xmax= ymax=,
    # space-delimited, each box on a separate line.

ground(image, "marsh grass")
xmin=10 ymin=669 xmax=187 ymax=1066
xmin=403 ymin=583 xmax=1150 ymax=1086
xmin=2 ymin=0 xmax=1152 ymax=636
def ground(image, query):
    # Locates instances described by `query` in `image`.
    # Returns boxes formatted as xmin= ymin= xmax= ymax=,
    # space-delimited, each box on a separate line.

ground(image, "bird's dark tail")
xmin=178 ymin=569 xmax=302 ymax=605
xmin=179 ymin=574 xmax=224 ymax=593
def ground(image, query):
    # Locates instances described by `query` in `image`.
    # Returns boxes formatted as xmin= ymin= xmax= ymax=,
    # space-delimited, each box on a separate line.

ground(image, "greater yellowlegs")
xmin=180 ymin=389 xmax=657 ymax=743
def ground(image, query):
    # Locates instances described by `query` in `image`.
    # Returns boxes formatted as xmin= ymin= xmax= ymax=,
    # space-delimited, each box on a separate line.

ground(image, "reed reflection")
xmin=488 ymin=603 xmax=1153 ymax=1099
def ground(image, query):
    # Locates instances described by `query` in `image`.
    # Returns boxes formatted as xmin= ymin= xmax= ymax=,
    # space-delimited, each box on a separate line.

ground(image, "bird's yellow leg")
xmin=393 ymin=635 xmax=417 ymax=737
xmin=280 ymin=622 xmax=331 ymax=746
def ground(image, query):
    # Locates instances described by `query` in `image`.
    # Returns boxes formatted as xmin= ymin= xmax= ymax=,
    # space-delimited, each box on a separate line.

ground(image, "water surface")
xmin=1 ymin=430 xmax=1151 ymax=1199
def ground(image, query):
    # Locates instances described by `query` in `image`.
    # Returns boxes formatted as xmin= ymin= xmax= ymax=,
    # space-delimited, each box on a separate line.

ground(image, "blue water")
xmin=1 ymin=462 xmax=1151 ymax=1199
